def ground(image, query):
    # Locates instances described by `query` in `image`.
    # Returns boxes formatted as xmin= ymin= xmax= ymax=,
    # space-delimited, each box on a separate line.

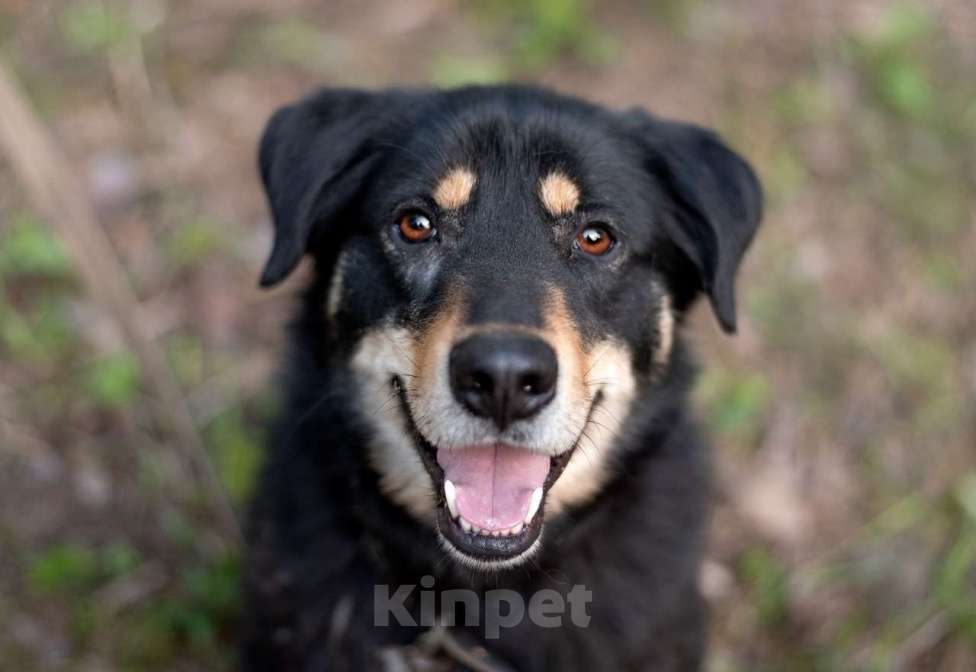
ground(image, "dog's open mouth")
xmin=393 ymin=377 xmax=595 ymax=566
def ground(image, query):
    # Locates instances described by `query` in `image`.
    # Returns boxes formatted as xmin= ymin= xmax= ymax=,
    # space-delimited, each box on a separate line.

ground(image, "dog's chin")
xmin=393 ymin=378 xmax=588 ymax=571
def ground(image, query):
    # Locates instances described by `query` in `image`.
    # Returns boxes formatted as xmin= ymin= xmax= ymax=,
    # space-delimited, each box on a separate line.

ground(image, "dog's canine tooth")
xmin=470 ymin=523 xmax=481 ymax=534
xmin=444 ymin=480 xmax=458 ymax=519
xmin=459 ymin=517 xmax=472 ymax=533
xmin=524 ymin=487 xmax=543 ymax=525
xmin=510 ymin=521 xmax=524 ymax=535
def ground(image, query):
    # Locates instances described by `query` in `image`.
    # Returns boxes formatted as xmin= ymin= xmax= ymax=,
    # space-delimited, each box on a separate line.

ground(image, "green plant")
xmin=430 ymin=55 xmax=509 ymax=87
xmin=28 ymin=542 xmax=142 ymax=594
xmin=470 ymin=0 xmax=616 ymax=73
xmin=84 ymin=350 xmax=141 ymax=408
xmin=851 ymin=3 xmax=937 ymax=120
xmin=697 ymin=368 xmax=772 ymax=447
xmin=122 ymin=553 xmax=240 ymax=670
xmin=164 ymin=217 xmax=226 ymax=269
xmin=0 ymin=212 xmax=72 ymax=279
xmin=60 ymin=1 xmax=135 ymax=55
xmin=206 ymin=408 xmax=262 ymax=504
xmin=739 ymin=547 xmax=790 ymax=627
xmin=28 ymin=544 xmax=101 ymax=593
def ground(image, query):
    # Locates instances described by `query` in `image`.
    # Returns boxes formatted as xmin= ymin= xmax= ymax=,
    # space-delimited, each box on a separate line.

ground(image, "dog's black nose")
xmin=449 ymin=333 xmax=558 ymax=431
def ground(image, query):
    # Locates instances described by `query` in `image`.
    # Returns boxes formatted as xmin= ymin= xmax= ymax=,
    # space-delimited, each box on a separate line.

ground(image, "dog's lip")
xmin=391 ymin=376 xmax=601 ymax=564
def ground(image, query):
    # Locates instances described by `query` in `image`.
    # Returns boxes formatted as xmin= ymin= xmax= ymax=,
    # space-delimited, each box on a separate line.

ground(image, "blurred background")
xmin=0 ymin=1 xmax=974 ymax=670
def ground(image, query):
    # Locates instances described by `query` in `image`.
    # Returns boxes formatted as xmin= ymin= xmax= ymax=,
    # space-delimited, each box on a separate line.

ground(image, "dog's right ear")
xmin=621 ymin=109 xmax=763 ymax=333
xmin=257 ymin=88 xmax=410 ymax=287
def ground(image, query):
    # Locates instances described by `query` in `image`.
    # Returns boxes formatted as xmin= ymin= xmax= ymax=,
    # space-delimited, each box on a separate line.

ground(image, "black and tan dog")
xmin=243 ymin=85 xmax=762 ymax=671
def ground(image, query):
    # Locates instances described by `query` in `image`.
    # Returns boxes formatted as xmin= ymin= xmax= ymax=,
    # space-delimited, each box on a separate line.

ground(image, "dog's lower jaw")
xmin=436 ymin=529 xmax=545 ymax=572
xmin=392 ymin=377 xmax=601 ymax=569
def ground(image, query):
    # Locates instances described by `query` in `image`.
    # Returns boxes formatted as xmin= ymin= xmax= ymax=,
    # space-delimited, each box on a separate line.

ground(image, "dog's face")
xmin=259 ymin=86 xmax=761 ymax=570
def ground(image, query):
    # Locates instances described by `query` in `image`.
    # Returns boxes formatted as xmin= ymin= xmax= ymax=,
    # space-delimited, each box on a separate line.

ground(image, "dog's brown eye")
xmin=576 ymin=225 xmax=613 ymax=256
xmin=398 ymin=213 xmax=436 ymax=243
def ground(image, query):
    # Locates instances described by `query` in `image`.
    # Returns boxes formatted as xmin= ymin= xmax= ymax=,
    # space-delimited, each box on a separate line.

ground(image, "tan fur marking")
xmin=539 ymin=172 xmax=580 ymax=217
xmin=548 ymin=339 xmax=635 ymax=512
xmin=352 ymin=325 xmax=434 ymax=521
xmin=413 ymin=294 xmax=464 ymax=404
xmin=407 ymin=289 xmax=481 ymax=452
xmin=326 ymin=249 xmax=349 ymax=320
xmin=656 ymin=293 xmax=674 ymax=369
xmin=433 ymin=167 xmax=476 ymax=210
xmin=542 ymin=287 xmax=637 ymax=513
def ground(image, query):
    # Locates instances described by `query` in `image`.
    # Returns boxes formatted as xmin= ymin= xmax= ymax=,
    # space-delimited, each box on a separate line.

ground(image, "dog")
xmin=241 ymin=84 xmax=762 ymax=671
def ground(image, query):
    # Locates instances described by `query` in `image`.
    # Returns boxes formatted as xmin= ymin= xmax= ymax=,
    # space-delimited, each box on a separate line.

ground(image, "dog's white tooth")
xmin=444 ymin=480 xmax=458 ymax=519
xmin=460 ymin=517 xmax=472 ymax=533
xmin=492 ymin=530 xmax=501 ymax=537
xmin=524 ymin=487 xmax=543 ymax=525
xmin=470 ymin=523 xmax=481 ymax=534
xmin=510 ymin=522 xmax=524 ymax=535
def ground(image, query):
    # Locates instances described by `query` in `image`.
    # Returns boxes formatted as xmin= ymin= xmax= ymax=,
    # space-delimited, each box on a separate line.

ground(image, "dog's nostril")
xmin=448 ymin=333 xmax=558 ymax=431
xmin=519 ymin=373 xmax=543 ymax=396
xmin=468 ymin=372 xmax=491 ymax=393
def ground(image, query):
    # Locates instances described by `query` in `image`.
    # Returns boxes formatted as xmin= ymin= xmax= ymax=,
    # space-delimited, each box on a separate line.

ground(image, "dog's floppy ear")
xmin=625 ymin=111 xmax=763 ymax=333
xmin=258 ymin=88 xmax=408 ymax=287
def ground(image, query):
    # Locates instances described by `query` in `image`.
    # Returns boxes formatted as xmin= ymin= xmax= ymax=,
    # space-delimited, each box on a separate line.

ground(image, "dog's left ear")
xmin=624 ymin=110 xmax=763 ymax=333
xmin=257 ymin=88 xmax=415 ymax=287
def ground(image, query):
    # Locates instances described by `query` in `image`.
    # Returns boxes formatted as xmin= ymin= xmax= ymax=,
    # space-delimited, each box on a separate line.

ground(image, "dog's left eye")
xmin=576 ymin=224 xmax=614 ymax=256
xmin=398 ymin=212 xmax=436 ymax=243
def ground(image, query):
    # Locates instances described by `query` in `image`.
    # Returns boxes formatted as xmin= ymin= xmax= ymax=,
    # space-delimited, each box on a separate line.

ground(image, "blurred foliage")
xmin=1 ymin=0 xmax=974 ymax=670
xmin=0 ymin=212 xmax=73 ymax=279
xmin=938 ymin=479 xmax=976 ymax=643
xmin=738 ymin=547 xmax=790 ymax=628
xmin=459 ymin=0 xmax=616 ymax=78
xmin=29 ymin=544 xmax=103 ymax=594
xmin=236 ymin=17 xmax=344 ymax=75
xmin=60 ymin=1 xmax=135 ymax=55
xmin=845 ymin=4 xmax=975 ymax=253
xmin=430 ymin=55 xmax=509 ymax=87
xmin=0 ymin=294 xmax=74 ymax=364
xmin=166 ymin=332 xmax=206 ymax=387
xmin=122 ymin=553 xmax=239 ymax=670
xmin=0 ymin=213 xmax=77 ymax=366
xmin=643 ymin=0 xmax=701 ymax=34
xmin=697 ymin=368 xmax=771 ymax=449
xmin=869 ymin=327 xmax=961 ymax=434
xmin=26 ymin=542 xmax=238 ymax=671
xmin=206 ymin=408 xmax=263 ymax=505
xmin=84 ymin=350 xmax=141 ymax=409
xmin=27 ymin=540 xmax=143 ymax=653
xmin=851 ymin=3 xmax=937 ymax=120
xmin=164 ymin=216 xmax=227 ymax=269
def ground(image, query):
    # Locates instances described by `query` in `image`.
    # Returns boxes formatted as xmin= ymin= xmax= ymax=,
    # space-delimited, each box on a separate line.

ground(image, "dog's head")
xmin=258 ymin=86 xmax=762 ymax=570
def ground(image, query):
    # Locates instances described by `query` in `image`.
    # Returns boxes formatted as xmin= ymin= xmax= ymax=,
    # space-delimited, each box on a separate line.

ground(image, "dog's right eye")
xmin=397 ymin=212 xmax=437 ymax=243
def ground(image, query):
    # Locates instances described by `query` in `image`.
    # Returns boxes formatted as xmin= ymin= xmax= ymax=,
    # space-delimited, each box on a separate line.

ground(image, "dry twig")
xmin=0 ymin=61 xmax=241 ymax=544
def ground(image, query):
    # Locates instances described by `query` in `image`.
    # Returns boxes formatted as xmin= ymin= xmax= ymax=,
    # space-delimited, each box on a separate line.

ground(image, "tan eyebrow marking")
xmin=539 ymin=172 xmax=580 ymax=217
xmin=433 ymin=167 xmax=477 ymax=210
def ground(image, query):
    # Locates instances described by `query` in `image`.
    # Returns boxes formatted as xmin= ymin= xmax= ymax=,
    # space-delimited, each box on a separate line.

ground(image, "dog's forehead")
xmin=371 ymin=98 xmax=658 ymax=256
xmin=404 ymin=107 xmax=626 ymax=207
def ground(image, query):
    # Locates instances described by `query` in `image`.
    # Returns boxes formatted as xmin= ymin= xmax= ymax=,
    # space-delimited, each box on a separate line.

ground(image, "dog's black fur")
xmin=242 ymin=85 xmax=762 ymax=671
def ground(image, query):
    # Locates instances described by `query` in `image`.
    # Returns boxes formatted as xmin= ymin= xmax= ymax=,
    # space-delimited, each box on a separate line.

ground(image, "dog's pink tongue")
xmin=437 ymin=444 xmax=549 ymax=530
